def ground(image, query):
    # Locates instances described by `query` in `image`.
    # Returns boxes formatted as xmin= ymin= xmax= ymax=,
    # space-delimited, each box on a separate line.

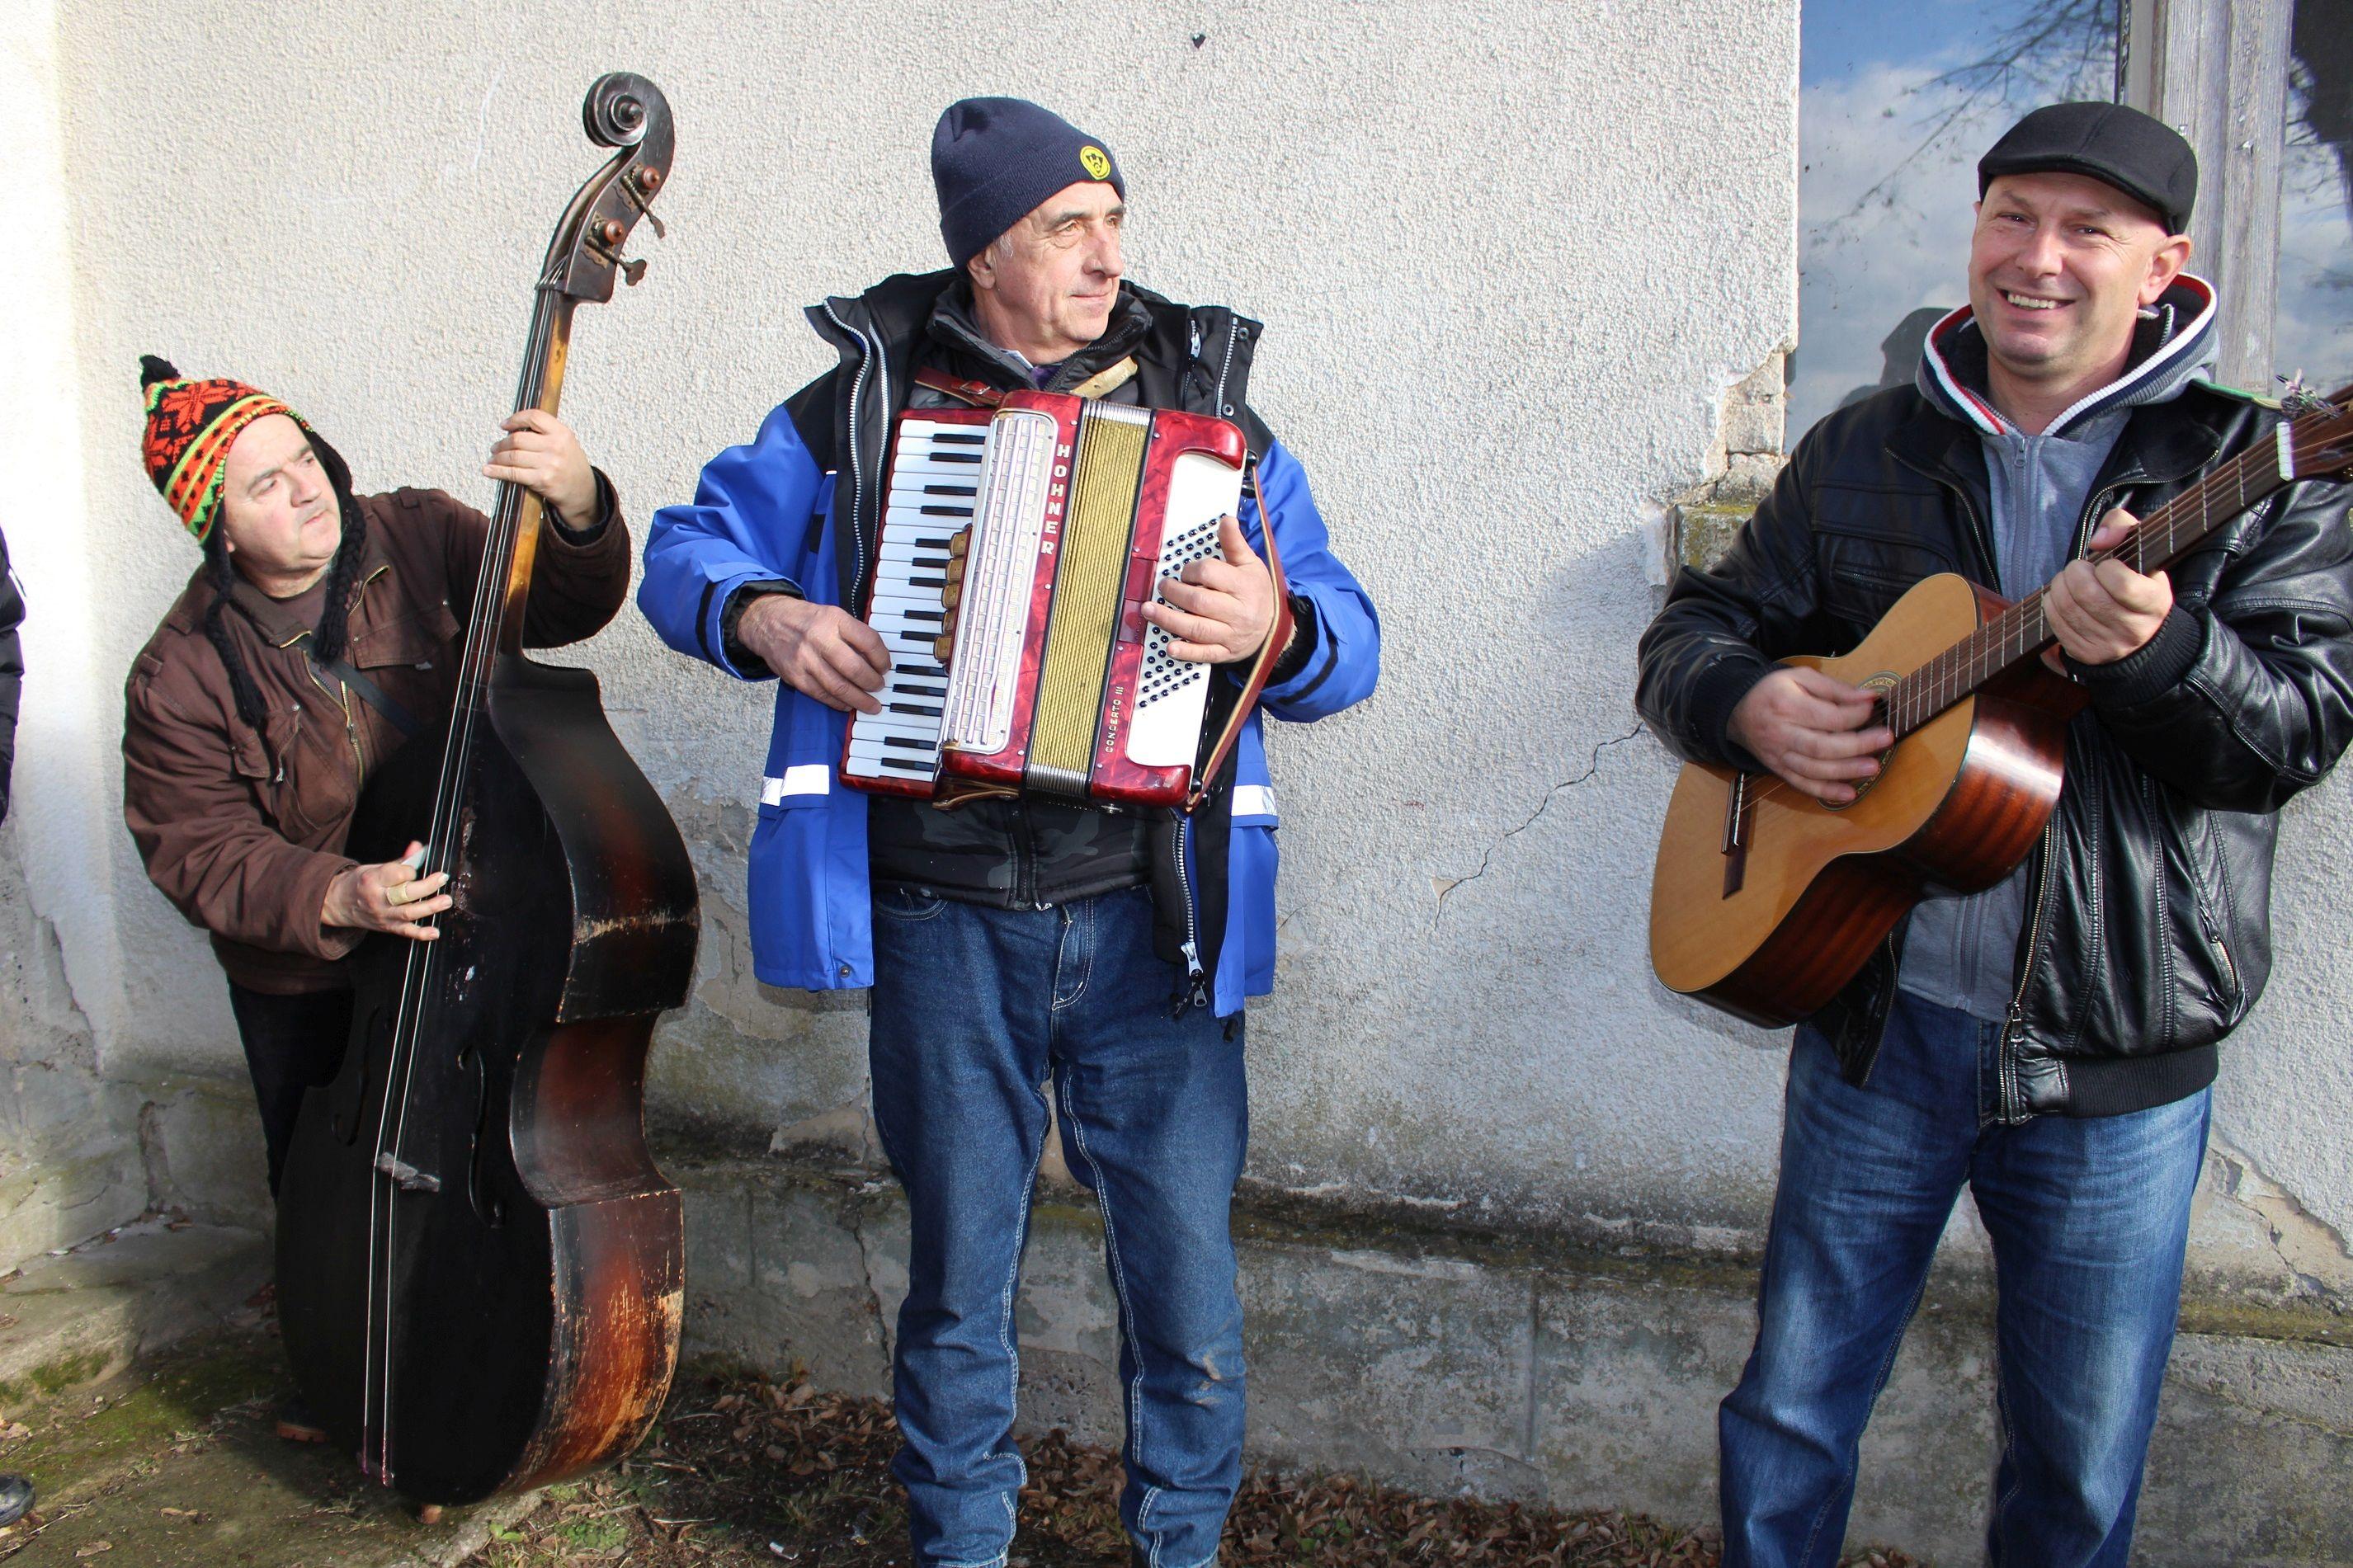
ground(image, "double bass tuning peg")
xmin=592 ymin=214 xmax=653 ymax=284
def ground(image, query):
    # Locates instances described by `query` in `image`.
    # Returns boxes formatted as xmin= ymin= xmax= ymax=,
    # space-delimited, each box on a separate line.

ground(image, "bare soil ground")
xmin=467 ymin=1369 xmax=1923 ymax=1568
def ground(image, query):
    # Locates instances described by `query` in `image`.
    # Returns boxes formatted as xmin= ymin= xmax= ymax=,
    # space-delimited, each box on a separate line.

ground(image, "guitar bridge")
xmin=1721 ymin=771 xmax=1754 ymax=897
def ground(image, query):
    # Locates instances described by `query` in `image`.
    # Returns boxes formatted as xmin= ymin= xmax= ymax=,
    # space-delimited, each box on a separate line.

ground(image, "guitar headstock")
xmin=541 ymin=73 xmax=674 ymax=305
xmin=2285 ymin=379 xmax=2353 ymax=483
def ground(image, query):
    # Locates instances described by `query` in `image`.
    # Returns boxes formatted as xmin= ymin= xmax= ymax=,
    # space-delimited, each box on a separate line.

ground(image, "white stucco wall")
xmin=8 ymin=0 xmax=2346 ymax=1304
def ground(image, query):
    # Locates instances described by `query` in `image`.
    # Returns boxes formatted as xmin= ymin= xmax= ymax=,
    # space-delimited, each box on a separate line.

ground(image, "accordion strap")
xmin=1186 ymin=454 xmax=1293 ymax=813
xmin=913 ymin=358 xmax=1139 ymax=407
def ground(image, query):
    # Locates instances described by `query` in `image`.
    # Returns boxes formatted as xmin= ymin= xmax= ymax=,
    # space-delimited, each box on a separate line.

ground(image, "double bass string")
xmin=362 ymin=254 xmax=569 ymax=1480
xmin=367 ymin=268 xmax=556 ymax=1470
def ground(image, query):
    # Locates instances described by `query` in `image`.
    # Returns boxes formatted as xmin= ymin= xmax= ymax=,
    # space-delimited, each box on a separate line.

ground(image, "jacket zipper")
xmin=2160 ymin=771 xmax=2242 ymax=1001
xmin=1211 ymin=313 xmax=1239 ymax=415
xmin=1997 ymin=482 xmax=2120 ymax=1118
xmin=290 ymin=641 xmax=365 ymax=787
xmin=1011 ymin=798 xmax=1036 ymax=908
xmin=278 ymin=563 xmax=388 ymax=791
xmin=820 ymin=301 xmax=875 ymax=608
xmin=2002 ymin=825 xmax=2057 ymax=1123
xmin=1176 ymin=815 xmax=1206 ymax=1009
xmin=276 ymin=707 xmax=299 ymax=784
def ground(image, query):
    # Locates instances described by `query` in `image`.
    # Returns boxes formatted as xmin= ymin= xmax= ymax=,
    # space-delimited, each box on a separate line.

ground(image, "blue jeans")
xmin=1719 ymin=991 xmax=2210 ymax=1567
xmin=869 ymin=883 xmax=1247 ymax=1568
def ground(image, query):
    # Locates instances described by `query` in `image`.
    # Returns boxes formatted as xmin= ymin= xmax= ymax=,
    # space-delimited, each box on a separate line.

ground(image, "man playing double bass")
xmin=120 ymin=357 xmax=631 ymax=1228
xmin=1638 ymin=104 xmax=2353 ymax=1564
xmin=640 ymin=99 xmax=1379 ymax=1568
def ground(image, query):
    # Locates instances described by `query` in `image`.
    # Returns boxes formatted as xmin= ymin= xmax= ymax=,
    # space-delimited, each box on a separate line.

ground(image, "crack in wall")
xmin=1432 ymin=726 xmax=1645 ymax=924
xmin=2208 ymin=1136 xmax=2353 ymax=1302
xmin=845 ymin=1189 xmax=896 ymax=1387
xmin=1521 ymin=1272 xmax=1540 ymax=1467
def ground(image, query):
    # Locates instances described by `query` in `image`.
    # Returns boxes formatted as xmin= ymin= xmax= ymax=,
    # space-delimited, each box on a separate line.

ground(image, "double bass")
xmin=276 ymin=73 xmax=698 ymax=1505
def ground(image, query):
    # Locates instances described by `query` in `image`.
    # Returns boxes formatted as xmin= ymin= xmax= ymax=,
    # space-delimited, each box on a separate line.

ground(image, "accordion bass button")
xmin=932 ymin=633 xmax=956 ymax=664
xmin=941 ymin=583 xmax=961 ymax=610
xmin=947 ymin=529 xmax=971 ymax=558
xmin=946 ymin=558 xmax=967 ymax=584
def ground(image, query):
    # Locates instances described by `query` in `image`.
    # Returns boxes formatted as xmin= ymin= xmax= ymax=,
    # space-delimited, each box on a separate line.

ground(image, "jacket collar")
xmin=1894 ymin=274 xmax=2229 ymax=499
xmin=923 ymin=279 xmax=1155 ymax=392
xmin=1889 ymin=369 xmax=2230 ymax=498
xmin=1914 ymin=273 xmax=2218 ymax=440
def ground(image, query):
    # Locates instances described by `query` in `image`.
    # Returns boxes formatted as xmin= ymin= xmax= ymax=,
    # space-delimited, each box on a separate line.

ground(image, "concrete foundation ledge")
xmin=665 ymin=1151 xmax=2353 ymax=1568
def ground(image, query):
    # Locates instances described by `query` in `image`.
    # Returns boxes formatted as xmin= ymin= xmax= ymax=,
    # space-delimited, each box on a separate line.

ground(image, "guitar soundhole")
xmin=1824 ymin=671 xmax=1900 ymax=812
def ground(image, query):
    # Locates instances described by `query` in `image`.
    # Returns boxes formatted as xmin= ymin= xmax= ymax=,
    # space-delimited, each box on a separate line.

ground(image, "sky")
xmin=2279 ymin=72 xmax=2353 ymax=394
xmin=1793 ymin=0 xmax=2351 ymax=436
xmin=1792 ymin=0 xmax=2115 ymax=436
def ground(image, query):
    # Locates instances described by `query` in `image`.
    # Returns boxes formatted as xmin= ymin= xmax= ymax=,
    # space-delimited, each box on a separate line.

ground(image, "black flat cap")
xmin=1978 ymin=101 xmax=2197 ymax=233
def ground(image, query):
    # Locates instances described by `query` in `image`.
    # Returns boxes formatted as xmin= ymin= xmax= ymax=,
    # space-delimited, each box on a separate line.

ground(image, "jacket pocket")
xmin=2137 ymin=773 xmax=2243 ymax=1048
xmin=2171 ymin=789 xmax=2246 ymax=1011
xmin=1814 ymin=539 xmax=1956 ymax=632
xmin=348 ymin=602 xmax=456 ymax=671
xmin=1229 ymin=820 xmax=1280 ymax=996
xmin=244 ymin=705 xmax=351 ymax=845
xmin=1810 ymin=488 xmax=1960 ymax=634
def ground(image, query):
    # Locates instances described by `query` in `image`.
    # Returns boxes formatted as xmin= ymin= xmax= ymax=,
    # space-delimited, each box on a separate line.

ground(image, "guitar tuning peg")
xmin=622 ymin=257 xmax=648 ymax=286
xmin=644 ymin=210 xmax=667 ymax=241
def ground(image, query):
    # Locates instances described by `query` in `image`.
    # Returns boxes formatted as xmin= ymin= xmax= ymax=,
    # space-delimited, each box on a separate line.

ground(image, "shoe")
xmin=0 ymin=1473 xmax=32 ymax=1528
xmin=274 ymin=1399 xmax=329 ymax=1444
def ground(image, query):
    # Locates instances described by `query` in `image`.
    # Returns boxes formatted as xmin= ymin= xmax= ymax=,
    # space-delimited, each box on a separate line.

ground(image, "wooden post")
xmin=2120 ymin=0 xmax=2294 ymax=390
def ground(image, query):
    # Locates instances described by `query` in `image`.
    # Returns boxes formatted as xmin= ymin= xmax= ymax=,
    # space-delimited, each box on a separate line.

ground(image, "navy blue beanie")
xmin=932 ymin=97 xmax=1125 ymax=270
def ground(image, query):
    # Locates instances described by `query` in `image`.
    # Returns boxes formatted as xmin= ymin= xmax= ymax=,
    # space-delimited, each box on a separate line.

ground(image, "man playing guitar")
xmin=1638 ymin=103 xmax=2353 ymax=1566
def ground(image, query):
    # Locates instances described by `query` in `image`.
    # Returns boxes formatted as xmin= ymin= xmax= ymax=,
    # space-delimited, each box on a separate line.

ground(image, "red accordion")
xmin=841 ymin=390 xmax=1290 ymax=812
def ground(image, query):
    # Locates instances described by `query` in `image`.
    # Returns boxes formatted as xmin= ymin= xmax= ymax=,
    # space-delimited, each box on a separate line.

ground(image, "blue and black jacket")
xmin=638 ymin=270 xmax=1379 ymax=1016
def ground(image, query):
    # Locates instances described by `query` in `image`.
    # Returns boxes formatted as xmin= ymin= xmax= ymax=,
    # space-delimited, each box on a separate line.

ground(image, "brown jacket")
xmin=123 ymin=484 xmax=631 ymax=994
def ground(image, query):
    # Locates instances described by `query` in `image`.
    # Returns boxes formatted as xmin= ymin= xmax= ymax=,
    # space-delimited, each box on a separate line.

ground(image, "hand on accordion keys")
xmin=1139 ymin=512 xmax=1282 ymax=665
xmin=740 ymin=594 xmax=892 ymax=713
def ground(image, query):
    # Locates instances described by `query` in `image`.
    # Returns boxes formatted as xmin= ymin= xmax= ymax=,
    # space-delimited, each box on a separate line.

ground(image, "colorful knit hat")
xmin=138 ymin=356 xmax=309 ymax=544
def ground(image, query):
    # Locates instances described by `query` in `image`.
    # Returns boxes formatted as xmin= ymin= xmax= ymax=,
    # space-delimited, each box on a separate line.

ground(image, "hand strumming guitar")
xmin=1728 ymin=668 xmax=1893 ymax=807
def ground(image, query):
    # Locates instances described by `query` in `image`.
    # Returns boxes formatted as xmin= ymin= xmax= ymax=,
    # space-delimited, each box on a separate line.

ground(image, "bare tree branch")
xmin=1811 ymin=0 xmax=2115 ymax=243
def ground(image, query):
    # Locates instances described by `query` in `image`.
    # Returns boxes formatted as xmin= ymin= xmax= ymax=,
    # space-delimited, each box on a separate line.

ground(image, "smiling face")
xmin=216 ymin=413 xmax=341 ymax=596
xmin=1967 ymin=171 xmax=2191 ymax=418
xmin=966 ymin=180 xmax=1126 ymax=365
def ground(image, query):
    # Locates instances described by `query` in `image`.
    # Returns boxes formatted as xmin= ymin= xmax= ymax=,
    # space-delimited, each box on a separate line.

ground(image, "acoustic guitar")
xmin=1650 ymin=384 xmax=2353 ymax=1028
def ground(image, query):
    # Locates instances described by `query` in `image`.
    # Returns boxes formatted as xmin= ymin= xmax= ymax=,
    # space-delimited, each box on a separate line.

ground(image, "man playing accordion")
xmin=639 ymin=98 xmax=1378 ymax=1568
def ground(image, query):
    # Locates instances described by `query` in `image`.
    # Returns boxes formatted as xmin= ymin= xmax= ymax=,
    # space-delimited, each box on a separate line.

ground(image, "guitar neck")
xmin=1882 ymin=422 xmax=2293 ymax=741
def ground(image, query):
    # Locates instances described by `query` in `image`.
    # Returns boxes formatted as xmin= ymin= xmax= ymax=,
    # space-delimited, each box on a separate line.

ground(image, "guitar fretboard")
xmin=1880 ymin=428 xmax=2295 ymax=739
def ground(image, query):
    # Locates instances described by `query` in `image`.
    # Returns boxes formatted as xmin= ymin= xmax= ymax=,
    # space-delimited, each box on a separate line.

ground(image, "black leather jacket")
xmin=1638 ymin=374 xmax=2353 ymax=1118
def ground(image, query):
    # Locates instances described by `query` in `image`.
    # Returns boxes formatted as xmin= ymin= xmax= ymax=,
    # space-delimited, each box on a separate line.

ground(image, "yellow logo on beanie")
xmin=1078 ymin=145 xmax=1111 ymax=181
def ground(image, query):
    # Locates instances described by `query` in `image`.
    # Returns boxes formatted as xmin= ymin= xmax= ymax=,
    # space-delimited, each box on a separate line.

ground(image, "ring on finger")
xmin=385 ymin=883 xmax=411 ymax=908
